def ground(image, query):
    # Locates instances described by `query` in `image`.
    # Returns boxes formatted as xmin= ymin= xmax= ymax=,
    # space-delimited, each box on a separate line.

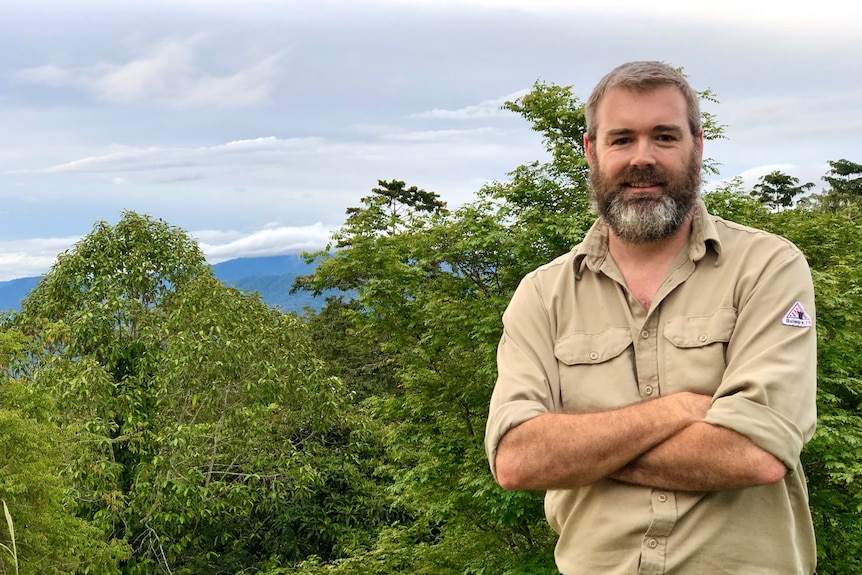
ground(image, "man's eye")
xmin=611 ymin=138 xmax=631 ymax=146
xmin=657 ymin=134 xmax=678 ymax=142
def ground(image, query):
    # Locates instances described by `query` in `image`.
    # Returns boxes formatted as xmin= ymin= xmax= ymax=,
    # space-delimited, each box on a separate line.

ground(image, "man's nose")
xmin=630 ymin=139 xmax=657 ymax=166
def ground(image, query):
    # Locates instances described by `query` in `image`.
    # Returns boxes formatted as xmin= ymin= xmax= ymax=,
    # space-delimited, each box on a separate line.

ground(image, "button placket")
xmin=639 ymin=490 xmax=678 ymax=574
xmin=635 ymin=315 xmax=660 ymax=398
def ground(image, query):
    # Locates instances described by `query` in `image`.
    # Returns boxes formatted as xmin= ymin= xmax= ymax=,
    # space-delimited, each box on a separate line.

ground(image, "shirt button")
xmin=657 ymin=493 xmax=668 ymax=502
xmin=644 ymin=386 xmax=654 ymax=396
xmin=699 ymin=334 xmax=708 ymax=342
xmin=589 ymin=351 xmax=598 ymax=360
xmin=641 ymin=330 xmax=650 ymax=339
xmin=648 ymin=538 xmax=659 ymax=549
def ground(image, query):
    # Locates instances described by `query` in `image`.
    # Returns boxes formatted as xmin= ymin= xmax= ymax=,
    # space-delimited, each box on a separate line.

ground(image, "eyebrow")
xmin=653 ymin=124 xmax=684 ymax=136
xmin=605 ymin=125 xmax=685 ymax=138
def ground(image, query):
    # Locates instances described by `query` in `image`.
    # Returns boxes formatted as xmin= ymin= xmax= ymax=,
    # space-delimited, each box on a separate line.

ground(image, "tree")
xmin=823 ymin=159 xmax=862 ymax=201
xmin=15 ymin=212 xmax=213 ymax=546
xmin=0 ymin=324 xmax=129 ymax=574
xmin=749 ymin=170 xmax=814 ymax=210
xmin=122 ymin=276 xmax=390 ymax=574
xmin=343 ymin=179 xmax=447 ymax=240
xmin=803 ymin=159 xmax=862 ymax=214
xmin=292 ymin=175 xmax=559 ymax=573
xmin=13 ymin=212 xmax=392 ymax=573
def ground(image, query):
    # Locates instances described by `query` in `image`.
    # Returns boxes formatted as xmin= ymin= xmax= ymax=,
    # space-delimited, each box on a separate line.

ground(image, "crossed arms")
xmin=493 ymin=392 xmax=787 ymax=492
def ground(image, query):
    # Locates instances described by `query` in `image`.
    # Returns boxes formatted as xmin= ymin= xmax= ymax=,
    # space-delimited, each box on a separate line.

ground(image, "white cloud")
xmin=379 ymin=0 xmax=857 ymax=31
xmin=736 ymin=164 xmax=797 ymax=183
xmin=194 ymin=223 xmax=332 ymax=263
xmin=12 ymin=65 xmax=74 ymax=87
xmin=705 ymin=163 xmax=829 ymax=196
xmin=21 ymin=129 xmax=532 ymax=182
xmin=0 ymin=224 xmax=333 ymax=281
xmin=409 ymin=90 xmax=529 ymax=119
xmin=384 ymin=127 xmax=496 ymax=141
xmin=14 ymin=36 xmax=284 ymax=109
xmin=0 ymin=237 xmax=80 ymax=281
xmin=27 ymin=136 xmax=323 ymax=174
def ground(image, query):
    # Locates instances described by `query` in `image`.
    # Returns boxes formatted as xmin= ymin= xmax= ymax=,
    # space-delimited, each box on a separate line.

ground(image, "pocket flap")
xmin=554 ymin=327 xmax=632 ymax=365
xmin=663 ymin=308 xmax=737 ymax=348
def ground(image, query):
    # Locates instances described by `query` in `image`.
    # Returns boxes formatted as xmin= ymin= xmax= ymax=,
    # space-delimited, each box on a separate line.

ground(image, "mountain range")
xmin=0 ymin=254 xmax=338 ymax=314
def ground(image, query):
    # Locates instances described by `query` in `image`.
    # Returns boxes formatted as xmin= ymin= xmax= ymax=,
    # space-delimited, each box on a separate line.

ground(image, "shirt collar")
xmin=573 ymin=198 xmax=723 ymax=279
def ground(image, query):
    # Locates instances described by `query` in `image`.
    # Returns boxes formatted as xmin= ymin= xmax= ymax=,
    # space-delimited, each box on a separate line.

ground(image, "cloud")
xmin=409 ymin=90 xmax=529 ymax=119
xmin=0 ymin=237 xmax=81 ymax=281
xmin=22 ymin=128 xmax=530 ymax=180
xmin=14 ymin=36 xmax=284 ymax=109
xmin=383 ymin=127 xmax=497 ymax=141
xmin=705 ymin=163 xmax=829 ymax=196
xmin=191 ymin=223 xmax=332 ymax=263
xmin=26 ymin=136 xmax=323 ymax=174
xmin=12 ymin=65 xmax=74 ymax=87
xmin=736 ymin=164 xmax=797 ymax=183
xmin=0 ymin=224 xmax=333 ymax=282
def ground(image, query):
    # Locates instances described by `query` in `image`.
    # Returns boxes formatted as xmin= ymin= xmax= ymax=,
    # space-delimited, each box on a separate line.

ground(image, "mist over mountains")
xmin=0 ymin=254 xmax=334 ymax=313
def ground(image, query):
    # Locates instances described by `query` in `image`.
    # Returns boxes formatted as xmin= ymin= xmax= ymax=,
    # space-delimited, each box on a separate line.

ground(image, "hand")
xmin=670 ymin=391 xmax=712 ymax=424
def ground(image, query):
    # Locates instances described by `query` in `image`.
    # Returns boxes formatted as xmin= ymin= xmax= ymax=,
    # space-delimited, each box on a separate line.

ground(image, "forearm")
xmin=494 ymin=392 xmax=710 ymax=491
xmin=611 ymin=422 xmax=787 ymax=491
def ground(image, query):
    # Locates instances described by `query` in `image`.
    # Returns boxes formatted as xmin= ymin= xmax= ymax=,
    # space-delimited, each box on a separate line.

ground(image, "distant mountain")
xmin=211 ymin=254 xmax=314 ymax=281
xmin=0 ymin=254 xmax=340 ymax=314
xmin=212 ymin=255 xmax=341 ymax=313
xmin=0 ymin=276 xmax=42 ymax=312
xmin=226 ymin=274 xmax=326 ymax=313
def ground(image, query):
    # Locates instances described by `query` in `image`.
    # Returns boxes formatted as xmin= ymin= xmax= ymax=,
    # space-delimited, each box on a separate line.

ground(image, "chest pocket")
xmin=554 ymin=327 xmax=636 ymax=411
xmin=661 ymin=308 xmax=737 ymax=395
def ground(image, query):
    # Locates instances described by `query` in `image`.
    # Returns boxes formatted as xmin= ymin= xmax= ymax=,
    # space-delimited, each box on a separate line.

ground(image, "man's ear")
xmin=584 ymin=135 xmax=595 ymax=168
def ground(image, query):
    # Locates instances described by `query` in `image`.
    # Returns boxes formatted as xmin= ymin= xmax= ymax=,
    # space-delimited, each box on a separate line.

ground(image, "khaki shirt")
xmin=485 ymin=201 xmax=817 ymax=574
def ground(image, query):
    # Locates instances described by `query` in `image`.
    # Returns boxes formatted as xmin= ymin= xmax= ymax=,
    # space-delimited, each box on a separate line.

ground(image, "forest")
xmin=1 ymin=81 xmax=861 ymax=575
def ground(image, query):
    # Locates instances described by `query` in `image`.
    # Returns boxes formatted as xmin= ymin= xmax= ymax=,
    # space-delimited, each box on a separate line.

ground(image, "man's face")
xmin=585 ymin=86 xmax=703 ymax=244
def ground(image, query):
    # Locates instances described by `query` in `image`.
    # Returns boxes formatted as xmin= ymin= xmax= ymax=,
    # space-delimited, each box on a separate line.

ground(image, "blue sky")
xmin=1 ymin=0 xmax=860 ymax=280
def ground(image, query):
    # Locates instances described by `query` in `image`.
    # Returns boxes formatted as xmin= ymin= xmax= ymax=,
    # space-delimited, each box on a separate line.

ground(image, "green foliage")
xmin=775 ymin=213 xmax=862 ymax=575
xmin=20 ymin=211 xmax=210 ymax=364
xmin=292 ymin=173 xmax=563 ymax=572
xmin=124 ymin=276 xmax=374 ymax=574
xmin=0 ymin=328 xmax=129 ymax=574
xmin=704 ymin=193 xmax=862 ymax=574
xmin=503 ymin=81 xmax=589 ymax=182
xmin=702 ymin=177 xmax=771 ymax=226
xmin=801 ymin=158 xmax=862 ymax=214
xmin=9 ymin=212 xmax=391 ymax=573
xmin=749 ymin=170 xmax=815 ymax=210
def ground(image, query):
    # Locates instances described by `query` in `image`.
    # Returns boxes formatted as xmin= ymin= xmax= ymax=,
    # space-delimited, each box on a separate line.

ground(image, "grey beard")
xmin=601 ymin=192 xmax=695 ymax=244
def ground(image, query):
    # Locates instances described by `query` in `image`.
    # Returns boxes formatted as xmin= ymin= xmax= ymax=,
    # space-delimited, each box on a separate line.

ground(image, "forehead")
xmin=594 ymin=85 xmax=688 ymax=134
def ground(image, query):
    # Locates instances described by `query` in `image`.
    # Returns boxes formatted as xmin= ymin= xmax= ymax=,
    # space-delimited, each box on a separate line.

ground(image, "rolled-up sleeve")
xmin=703 ymin=250 xmax=817 ymax=470
xmin=484 ymin=272 xmax=561 ymax=480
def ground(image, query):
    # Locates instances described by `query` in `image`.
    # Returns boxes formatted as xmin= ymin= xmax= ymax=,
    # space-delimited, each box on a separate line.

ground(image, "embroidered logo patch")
xmin=782 ymin=301 xmax=813 ymax=327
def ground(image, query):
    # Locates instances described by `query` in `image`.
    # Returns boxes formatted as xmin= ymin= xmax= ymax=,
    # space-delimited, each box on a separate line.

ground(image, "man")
xmin=484 ymin=61 xmax=817 ymax=575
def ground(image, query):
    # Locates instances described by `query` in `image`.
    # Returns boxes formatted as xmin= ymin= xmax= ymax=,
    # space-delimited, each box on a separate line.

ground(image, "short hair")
xmin=585 ymin=61 xmax=701 ymax=142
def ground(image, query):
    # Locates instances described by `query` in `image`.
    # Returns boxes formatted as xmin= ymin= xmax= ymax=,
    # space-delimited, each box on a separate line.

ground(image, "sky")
xmin=1 ymin=0 xmax=860 ymax=280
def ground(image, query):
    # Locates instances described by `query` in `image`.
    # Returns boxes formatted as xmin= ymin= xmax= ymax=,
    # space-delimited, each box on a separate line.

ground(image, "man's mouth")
xmin=626 ymin=181 xmax=661 ymax=188
xmin=622 ymin=181 xmax=664 ymax=192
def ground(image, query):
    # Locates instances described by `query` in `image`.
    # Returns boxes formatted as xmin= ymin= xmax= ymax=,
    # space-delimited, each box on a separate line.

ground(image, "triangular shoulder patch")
xmin=782 ymin=301 xmax=813 ymax=327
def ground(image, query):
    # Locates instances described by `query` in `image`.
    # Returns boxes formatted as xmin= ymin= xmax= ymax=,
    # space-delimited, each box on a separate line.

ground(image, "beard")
xmin=589 ymin=148 xmax=701 ymax=244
